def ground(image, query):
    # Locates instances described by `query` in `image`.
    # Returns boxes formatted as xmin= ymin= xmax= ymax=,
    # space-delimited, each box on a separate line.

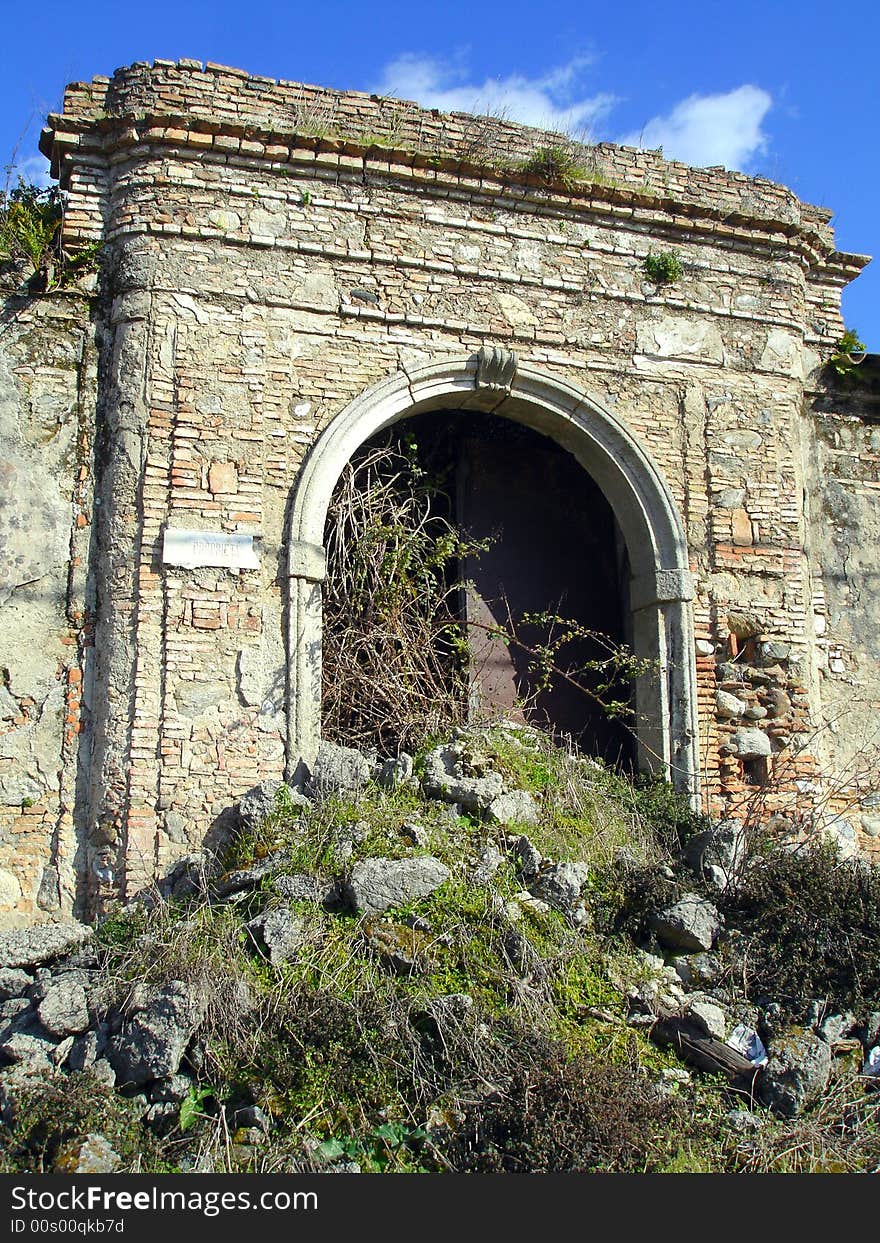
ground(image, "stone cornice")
xmin=39 ymin=111 xmax=864 ymax=278
xmin=36 ymin=58 xmax=869 ymax=281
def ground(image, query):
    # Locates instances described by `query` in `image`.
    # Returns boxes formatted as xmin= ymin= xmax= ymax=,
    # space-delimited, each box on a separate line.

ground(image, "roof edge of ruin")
xmin=41 ymin=59 xmax=852 ymax=258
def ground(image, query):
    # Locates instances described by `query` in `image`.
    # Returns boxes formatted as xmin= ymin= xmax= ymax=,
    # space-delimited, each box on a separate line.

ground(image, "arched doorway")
xmin=285 ymin=350 xmax=698 ymax=797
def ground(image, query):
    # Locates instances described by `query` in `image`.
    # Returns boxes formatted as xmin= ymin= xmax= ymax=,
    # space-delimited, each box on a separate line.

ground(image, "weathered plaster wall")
xmin=0 ymin=288 xmax=96 ymax=923
xmin=803 ymin=364 xmax=880 ymax=857
xmin=0 ymin=57 xmax=871 ymax=923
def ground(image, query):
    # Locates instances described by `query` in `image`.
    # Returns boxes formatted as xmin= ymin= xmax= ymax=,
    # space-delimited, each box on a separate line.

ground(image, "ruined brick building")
xmin=1 ymin=59 xmax=878 ymax=926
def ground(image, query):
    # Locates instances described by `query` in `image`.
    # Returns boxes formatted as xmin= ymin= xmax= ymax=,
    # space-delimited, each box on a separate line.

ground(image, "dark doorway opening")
xmin=324 ymin=410 xmax=634 ymax=767
xmin=415 ymin=411 xmax=633 ymax=766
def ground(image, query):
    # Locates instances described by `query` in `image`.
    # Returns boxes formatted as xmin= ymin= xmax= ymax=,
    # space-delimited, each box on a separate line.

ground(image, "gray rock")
xmin=149 ymin=1074 xmax=193 ymax=1103
xmin=26 ymin=972 xmax=53 ymax=1004
xmin=727 ymin=611 xmax=763 ymax=640
xmin=0 ymin=997 xmax=33 ymax=1026
xmin=759 ymin=1030 xmax=832 ymax=1118
xmin=362 ymin=920 xmax=431 ymax=975
xmin=377 ymin=753 xmax=414 ymax=789
xmin=687 ymin=997 xmax=728 ymax=1040
xmin=745 ymin=667 xmax=773 ymax=685
xmin=0 ymin=923 xmax=92 ymax=970
xmin=728 ymin=729 xmax=772 ymax=760
xmin=90 ymin=1058 xmax=117 ymax=1089
xmin=49 ymin=1036 xmax=76 ymax=1067
xmin=67 ymin=1028 xmax=106 ymax=1072
xmin=311 ymin=741 xmax=373 ymax=796
xmin=37 ymin=866 xmax=61 ymax=912
xmin=486 ymin=790 xmax=540 ymax=826
xmin=54 ymin=1134 xmax=121 ymax=1174
xmin=107 ymin=982 xmax=205 ymax=1087
xmin=0 ymin=685 xmax=19 ymax=720
xmin=238 ymin=779 xmax=310 ymax=830
xmin=529 ymin=862 xmax=590 ymax=915
xmin=671 ymin=952 xmax=722 ymax=988
xmin=715 ymin=690 xmax=747 ymax=719
xmin=426 ymin=993 xmax=474 ymax=1024
xmin=246 ymin=907 xmax=309 ymax=967
xmin=159 ymin=854 xmax=211 ymax=901
xmin=727 ymin=1109 xmax=764 ymax=1133
xmin=0 ymin=1031 xmax=56 ymax=1074
xmin=822 ymin=816 xmax=860 ymax=860
xmin=758 ymin=641 xmax=790 ymax=664
xmin=651 ymin=894 xmax=721 ymax=952
xmin=421 ymin=745 xmax=503 ymax=812
xmin=471 ymin=845 xmax=505 ymax=886
xmin=346 ymin=856 xmax=450 ymax=916
xmin=332 ymin=820 xmax=369 ymax=863
xmin=0 ymin=968 xmax=32 ymax=1001
xmin=658 ymin=1069 xmax=692 ymax=1095
xmin=683 ymin=819 xmax=747 ymax=888
xmin=859 ymin=1012 xmax=880 ymax=1048
xmin=212 ymin=850 xmax=290 ymax=899
xmin=37 ymin=978 xmax=90 ymax=1037
xmin=0 ymin=1084 xmax=15 ymax=1125
xmin=816 ymin=1013 xmax=853 ymax=1044
xmin=400 ymin=822 xmax=428 ymax=848
xmin=804 ymin=1000 xmax=823 ymax=1029
xmin=272 ymin=873 xmax=338 ymax=906
xmin=510 ymin=835 xmax=542 ymax=879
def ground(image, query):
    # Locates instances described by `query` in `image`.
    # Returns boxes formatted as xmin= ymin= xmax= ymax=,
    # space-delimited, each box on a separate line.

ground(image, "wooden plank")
xmin=651 ymin=1012 xmax=761 ymax=1084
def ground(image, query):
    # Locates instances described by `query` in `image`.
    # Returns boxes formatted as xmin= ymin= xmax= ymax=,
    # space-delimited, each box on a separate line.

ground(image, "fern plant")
xmin=0 ymin=181 xmax=63 ymax=280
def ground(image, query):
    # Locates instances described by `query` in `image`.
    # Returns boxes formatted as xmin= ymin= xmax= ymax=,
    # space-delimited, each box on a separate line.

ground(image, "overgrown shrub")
xmin=0 ymin=178 xmax=101 ymax=291
xmin=644 ymin=250 xmax=683 ymax=285
xmin=321 ymin=430 xmax=650 ymax=759
xmin=516 ymin=144 xmax=587 ymax=189
xmin=0 ymin=181 xmax=62 ymax=284
xmin=595 ymin=859 xmax=678 ymax=942
xmin=442 ymin=1038 xmax=686 ymax=1172
xmin=0 ymin=1071 xmax=161 ymax=1173
xmin=627 ymin=775 xmax=713 ymax=852
xmin=721 ymin=840 xmax=880 ymax=1014
xmin=322 ymin=436 xmax=478 ymax=751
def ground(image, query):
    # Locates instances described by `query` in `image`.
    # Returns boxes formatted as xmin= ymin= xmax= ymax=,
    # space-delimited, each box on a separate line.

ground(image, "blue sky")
xmin=2 ymin=0 xmax=877 ymax=346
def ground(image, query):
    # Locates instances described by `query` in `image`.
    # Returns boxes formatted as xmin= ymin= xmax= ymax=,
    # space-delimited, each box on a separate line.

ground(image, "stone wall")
xmin=803 ymin=360 xmax=880 ymax=854
xmin=0 ymin=57 xmax=874 ymax=924
xmin=0 ymin=287 xmax=97 ymax=923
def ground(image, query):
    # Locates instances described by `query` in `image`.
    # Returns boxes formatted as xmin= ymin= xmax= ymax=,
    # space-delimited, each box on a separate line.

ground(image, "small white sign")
xmin=162 ymin=528 xmax=260 ymax=571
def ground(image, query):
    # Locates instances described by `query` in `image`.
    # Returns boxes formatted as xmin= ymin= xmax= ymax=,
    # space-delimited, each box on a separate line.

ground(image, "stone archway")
xmin=285 ymin=350 xmax=698 ymax=797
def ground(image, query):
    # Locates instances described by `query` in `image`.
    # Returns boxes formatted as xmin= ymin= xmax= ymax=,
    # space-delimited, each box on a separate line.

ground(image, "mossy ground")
xmin=4 ymin=727 xmax=880 ymax=1173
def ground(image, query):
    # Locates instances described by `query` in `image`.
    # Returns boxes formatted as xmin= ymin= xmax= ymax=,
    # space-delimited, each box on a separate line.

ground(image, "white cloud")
xmin=373 ymin=53 xmax=616 ymax=138
xmin=5 ymin=154 xmax=54 ymax=190
xmin=618 ymin=85 xmax=772 ymax=170
xmin=373 ymin=57 xmax=772 ymax=173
